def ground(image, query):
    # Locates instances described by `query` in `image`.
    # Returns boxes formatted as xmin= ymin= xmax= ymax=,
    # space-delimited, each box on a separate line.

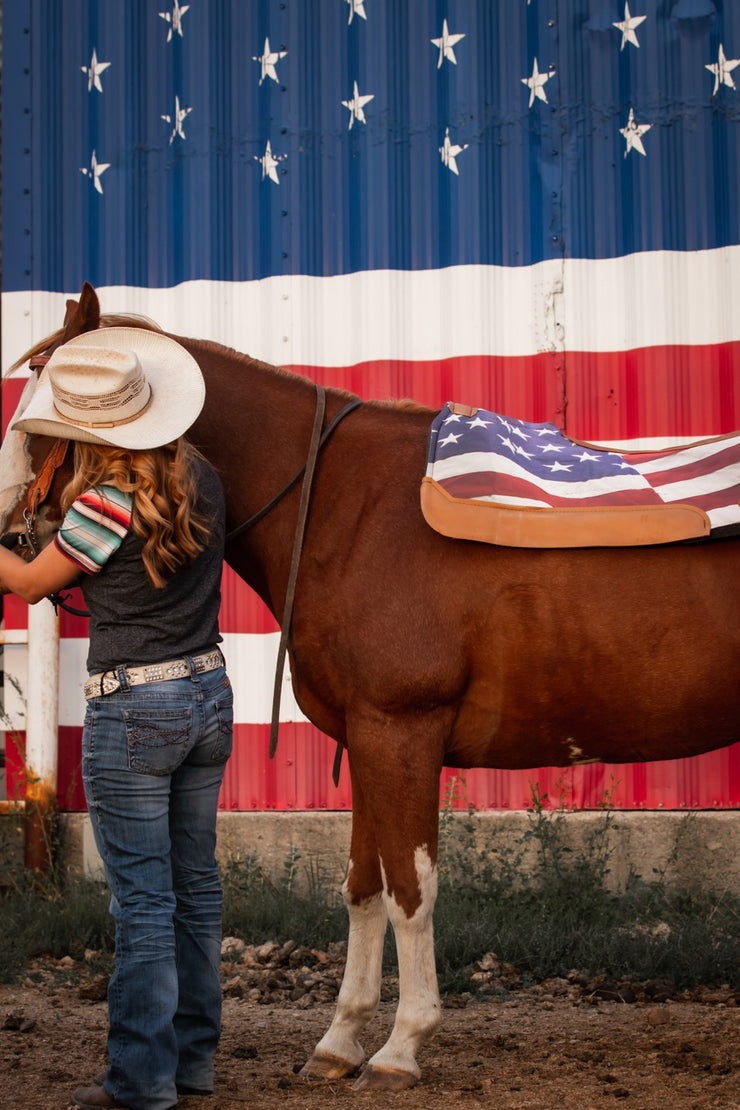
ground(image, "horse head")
xmin=0 ymin=283 xmax=170 ymax=581
xmin=0 ymin=284 xmax=105 ymax=575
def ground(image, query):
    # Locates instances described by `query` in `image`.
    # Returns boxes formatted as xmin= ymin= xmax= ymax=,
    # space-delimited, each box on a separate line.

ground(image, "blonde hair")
xmin=61 ymin=439 xmax=212 ymax=588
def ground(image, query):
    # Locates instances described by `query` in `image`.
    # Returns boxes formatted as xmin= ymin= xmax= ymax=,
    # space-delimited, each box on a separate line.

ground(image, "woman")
xmin=1 ymin=329 xmax=233 ymax=1110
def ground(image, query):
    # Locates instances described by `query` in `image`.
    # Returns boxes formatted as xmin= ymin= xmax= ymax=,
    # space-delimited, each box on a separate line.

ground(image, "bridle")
xmin=3 ymin=352 xmax=90 ymax=617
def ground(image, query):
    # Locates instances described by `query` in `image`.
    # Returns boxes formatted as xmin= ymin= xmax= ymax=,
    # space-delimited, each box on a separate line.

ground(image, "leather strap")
xmin=270 ymin=385 xmax=327 ymax=760
xmin=27 ymin=439 xmax=69 ymax=513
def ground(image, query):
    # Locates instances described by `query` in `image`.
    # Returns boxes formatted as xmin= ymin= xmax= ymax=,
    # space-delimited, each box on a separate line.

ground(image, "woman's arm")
xmin=0 ymin=542 xmax=81 ymax=605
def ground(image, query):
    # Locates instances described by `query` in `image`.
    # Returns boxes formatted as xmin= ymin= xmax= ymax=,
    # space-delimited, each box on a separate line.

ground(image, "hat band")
xmin=52 ymin=389 xmax=154 ymax=430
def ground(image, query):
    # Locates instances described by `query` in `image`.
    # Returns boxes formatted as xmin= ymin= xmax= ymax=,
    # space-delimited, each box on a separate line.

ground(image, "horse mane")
xmin=4 ymin=312 xmax=164 ymax=378
xmin=374 ymin=397 xmax=432 ymax=415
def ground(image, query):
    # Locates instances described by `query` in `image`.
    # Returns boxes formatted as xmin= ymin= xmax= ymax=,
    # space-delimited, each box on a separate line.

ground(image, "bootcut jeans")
xmin=82 ymin=657 xmax=233 ymax=1110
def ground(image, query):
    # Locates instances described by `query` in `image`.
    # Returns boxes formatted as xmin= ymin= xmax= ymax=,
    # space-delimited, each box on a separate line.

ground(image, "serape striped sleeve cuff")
xmin=54 ymin=485 xmax=133 ymax=575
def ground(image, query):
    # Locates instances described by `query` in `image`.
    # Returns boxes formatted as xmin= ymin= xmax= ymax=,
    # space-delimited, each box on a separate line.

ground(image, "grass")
xmin=1 ymin=789 xmax=739 ymax=992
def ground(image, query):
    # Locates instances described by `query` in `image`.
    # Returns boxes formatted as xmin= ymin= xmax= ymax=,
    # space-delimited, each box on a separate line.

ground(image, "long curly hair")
xmin=61 ymin=438 xmax=212 ymax=588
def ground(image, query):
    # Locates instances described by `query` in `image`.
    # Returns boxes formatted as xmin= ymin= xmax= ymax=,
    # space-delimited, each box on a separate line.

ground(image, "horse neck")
xmin=179 ymin=335 xmax=344 ymax=617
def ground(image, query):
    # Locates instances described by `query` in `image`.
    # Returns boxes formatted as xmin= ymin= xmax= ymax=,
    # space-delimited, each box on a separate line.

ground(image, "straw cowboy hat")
xmin=12 ymin=327 xmax=205 ymax=449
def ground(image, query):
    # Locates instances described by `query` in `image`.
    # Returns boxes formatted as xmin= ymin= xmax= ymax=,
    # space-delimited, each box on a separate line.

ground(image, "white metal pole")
xmin=24 ymin=599 xmax=60 ymax=869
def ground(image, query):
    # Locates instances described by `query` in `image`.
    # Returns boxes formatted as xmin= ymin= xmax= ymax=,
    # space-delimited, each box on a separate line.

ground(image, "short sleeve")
xmin=54 ymin=485 xmax=133 ymax=575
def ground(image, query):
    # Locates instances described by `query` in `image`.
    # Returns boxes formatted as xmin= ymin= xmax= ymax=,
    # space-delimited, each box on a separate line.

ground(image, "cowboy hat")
xmin=12 ymin=327 xmax=205 ymax=449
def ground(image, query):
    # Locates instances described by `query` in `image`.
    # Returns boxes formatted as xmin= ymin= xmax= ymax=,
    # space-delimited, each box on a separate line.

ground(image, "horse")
xmin=2 ymin=282 xmax=739 ymax=1090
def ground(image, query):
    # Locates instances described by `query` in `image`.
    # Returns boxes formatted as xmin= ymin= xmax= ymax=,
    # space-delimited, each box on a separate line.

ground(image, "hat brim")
xmin=12 ymin=327 xmax=205 ymax=449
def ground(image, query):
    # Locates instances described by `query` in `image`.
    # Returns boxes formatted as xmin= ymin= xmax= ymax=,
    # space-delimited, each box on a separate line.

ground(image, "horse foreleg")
xmin=300 ymin=773 xmax=387 ymax=1079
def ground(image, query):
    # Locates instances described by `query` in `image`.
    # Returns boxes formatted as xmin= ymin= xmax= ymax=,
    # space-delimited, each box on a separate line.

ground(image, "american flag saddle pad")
xmin=422 ymin=403 xmax=740 ymax=549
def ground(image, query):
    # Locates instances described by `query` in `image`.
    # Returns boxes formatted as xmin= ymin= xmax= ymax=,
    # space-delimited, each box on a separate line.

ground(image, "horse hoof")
xmin=352 ymin=1065 xmax=418 ymax=1091
xmin=299 ymin=1052 xmax=361 ymax=1081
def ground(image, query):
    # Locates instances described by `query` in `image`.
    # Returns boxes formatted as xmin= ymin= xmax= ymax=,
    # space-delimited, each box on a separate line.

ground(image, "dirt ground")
xmin=1 ymin=944 xmax=738 ymax=1110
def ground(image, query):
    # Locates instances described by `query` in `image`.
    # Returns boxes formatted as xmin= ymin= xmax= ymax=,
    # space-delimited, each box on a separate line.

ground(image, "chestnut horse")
xmin=2 ymin=283 xmax=739 ymax=1090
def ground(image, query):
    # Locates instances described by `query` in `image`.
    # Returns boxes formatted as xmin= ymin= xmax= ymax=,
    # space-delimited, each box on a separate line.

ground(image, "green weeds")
xmin=0 ymin=787 xmax=738 ymax=993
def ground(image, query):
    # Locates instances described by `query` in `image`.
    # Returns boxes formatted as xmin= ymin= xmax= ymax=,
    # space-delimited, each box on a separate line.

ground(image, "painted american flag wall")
xmin=2 ymin=0 xmax=740 ymax=811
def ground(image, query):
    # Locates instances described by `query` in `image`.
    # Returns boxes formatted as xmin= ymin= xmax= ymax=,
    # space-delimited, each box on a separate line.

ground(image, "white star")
xmin=346 ymin=0 xmax=367 ymax=24
xmin=81 ymin=48 xmax=111 ymax=94
xmin=468 ymin=417 xmax=492 ymax=429
xmin=521 ymin=57 xmax=555 ymax=108
xmin=159 ymin=1 xmax=190 ymax=42
xmin=342 ymin=81 xmax=374 ymax=129
xmin=443 ymin=413 xmax=464 ymax=423
xmin=546 ymin=461 xmax=573 ymax=473
xmin=574 ymin=451 xmax=602 ymax=463
xmin=498 ymin=436 xmax=517 ymax=453
xmin=537 ymin=427 xmax=559 ymax=436
xmin=620 ymin=106 xmax=651 ymax=157
xmin=161 ymin=95 xmax=193 ymax=143
xmin=439 ymin=432 xmax=463 ymax=447
xmin=80 ymin=150 xmax=110 ymax=194
xmin=511 ymin=426 xmax=530 ymax=440
xmin=439 ymin=127 xmax=468 ymax=175
xmin=613 ymin=3 xmax=647 ymax=51
xmin=515 ymin=446 xmax=535 ymax=459
xmin=253 ymin=37 xmax=288 ymax=86
xmin=539 ymin=443 xmax=564 ymax=454
xmin=706 ymin=43 xmax=740 ymax=96
xmin=431 ymin=20 xmax=465 ymax=69
xmin=254 ymin=140 xmax=286 ymax=185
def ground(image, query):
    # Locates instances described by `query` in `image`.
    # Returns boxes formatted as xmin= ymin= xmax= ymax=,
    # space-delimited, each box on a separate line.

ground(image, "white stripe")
xmin=5 ymin=245 xmax=740 ymax=372
xmin=57 ymin=632 xmax=309 ymax=728
xmin=648 ymin=462 xmax=740 ymax=503
xmin=633 ymin=434 xmax=740 ymax=476
xmin=708 ymin=505 xmax=740 ymax=528
xmin=428 ymin=449 xmax=653 ymax=500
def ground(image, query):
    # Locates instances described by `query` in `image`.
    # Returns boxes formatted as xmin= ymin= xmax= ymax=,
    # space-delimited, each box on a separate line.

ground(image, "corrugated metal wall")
xmin=3 ymin=0 xmax=740 ymax=810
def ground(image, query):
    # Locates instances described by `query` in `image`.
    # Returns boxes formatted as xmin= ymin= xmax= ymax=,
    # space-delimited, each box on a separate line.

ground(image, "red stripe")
xmin=9 ymin=724 xmax=739 ymax=813
xmin=438 ymin=469 xmax=664 ymax=508
xmin=634 ymin=437 xmax=740 ymax=474
xmin=79 ymin=489 xmax=132 ymax=528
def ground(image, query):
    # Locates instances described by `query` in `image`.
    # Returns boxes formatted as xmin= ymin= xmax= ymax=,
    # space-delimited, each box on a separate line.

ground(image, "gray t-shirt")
xmin=77 ymin=456 xmax=225 ymax=673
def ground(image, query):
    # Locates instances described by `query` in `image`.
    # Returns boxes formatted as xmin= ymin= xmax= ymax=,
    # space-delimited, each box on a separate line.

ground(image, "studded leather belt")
xmin=84 ymin=648 xmax=224 ymax=700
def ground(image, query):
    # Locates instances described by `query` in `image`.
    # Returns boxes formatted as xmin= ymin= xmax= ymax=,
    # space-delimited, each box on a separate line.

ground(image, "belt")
xmin=84 ymin=648 xmax=224 ymax=700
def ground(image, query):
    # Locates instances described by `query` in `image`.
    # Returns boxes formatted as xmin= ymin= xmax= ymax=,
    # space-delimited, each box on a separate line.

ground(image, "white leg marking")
xmin=309 ymin=859 xmax=388 ymax=1071
xmin=364 ymin=845 xmax=441 ymax=1080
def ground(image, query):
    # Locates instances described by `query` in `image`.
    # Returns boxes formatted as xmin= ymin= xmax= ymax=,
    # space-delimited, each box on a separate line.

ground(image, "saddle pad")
xmin=422 ymin=403 xmax=740 ymax=548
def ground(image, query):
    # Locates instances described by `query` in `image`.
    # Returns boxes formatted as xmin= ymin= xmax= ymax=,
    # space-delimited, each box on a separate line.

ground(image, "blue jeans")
xmin=82 ymin=658 xmax=233 ymax=1110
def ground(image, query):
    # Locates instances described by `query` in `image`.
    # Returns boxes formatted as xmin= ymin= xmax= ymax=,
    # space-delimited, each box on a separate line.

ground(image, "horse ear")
xmin=61 ymin=281 xmax=101 ymax=341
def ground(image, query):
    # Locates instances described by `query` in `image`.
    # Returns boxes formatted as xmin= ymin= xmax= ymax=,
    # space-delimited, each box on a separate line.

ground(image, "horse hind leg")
xmin=300 ymin=777 xmax=388 ymax=1080
xmin=352 ymin=843 xmax=441 ymax=1091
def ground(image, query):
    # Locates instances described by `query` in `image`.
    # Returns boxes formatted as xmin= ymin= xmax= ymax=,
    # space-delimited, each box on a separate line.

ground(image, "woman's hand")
xmin=0 ymin=541 xmax=81 ymax=604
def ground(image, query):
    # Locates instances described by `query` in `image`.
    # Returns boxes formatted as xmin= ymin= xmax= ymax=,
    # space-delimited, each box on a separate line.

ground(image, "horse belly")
xmin=444 ymin=552 xmax=740 ymax=770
